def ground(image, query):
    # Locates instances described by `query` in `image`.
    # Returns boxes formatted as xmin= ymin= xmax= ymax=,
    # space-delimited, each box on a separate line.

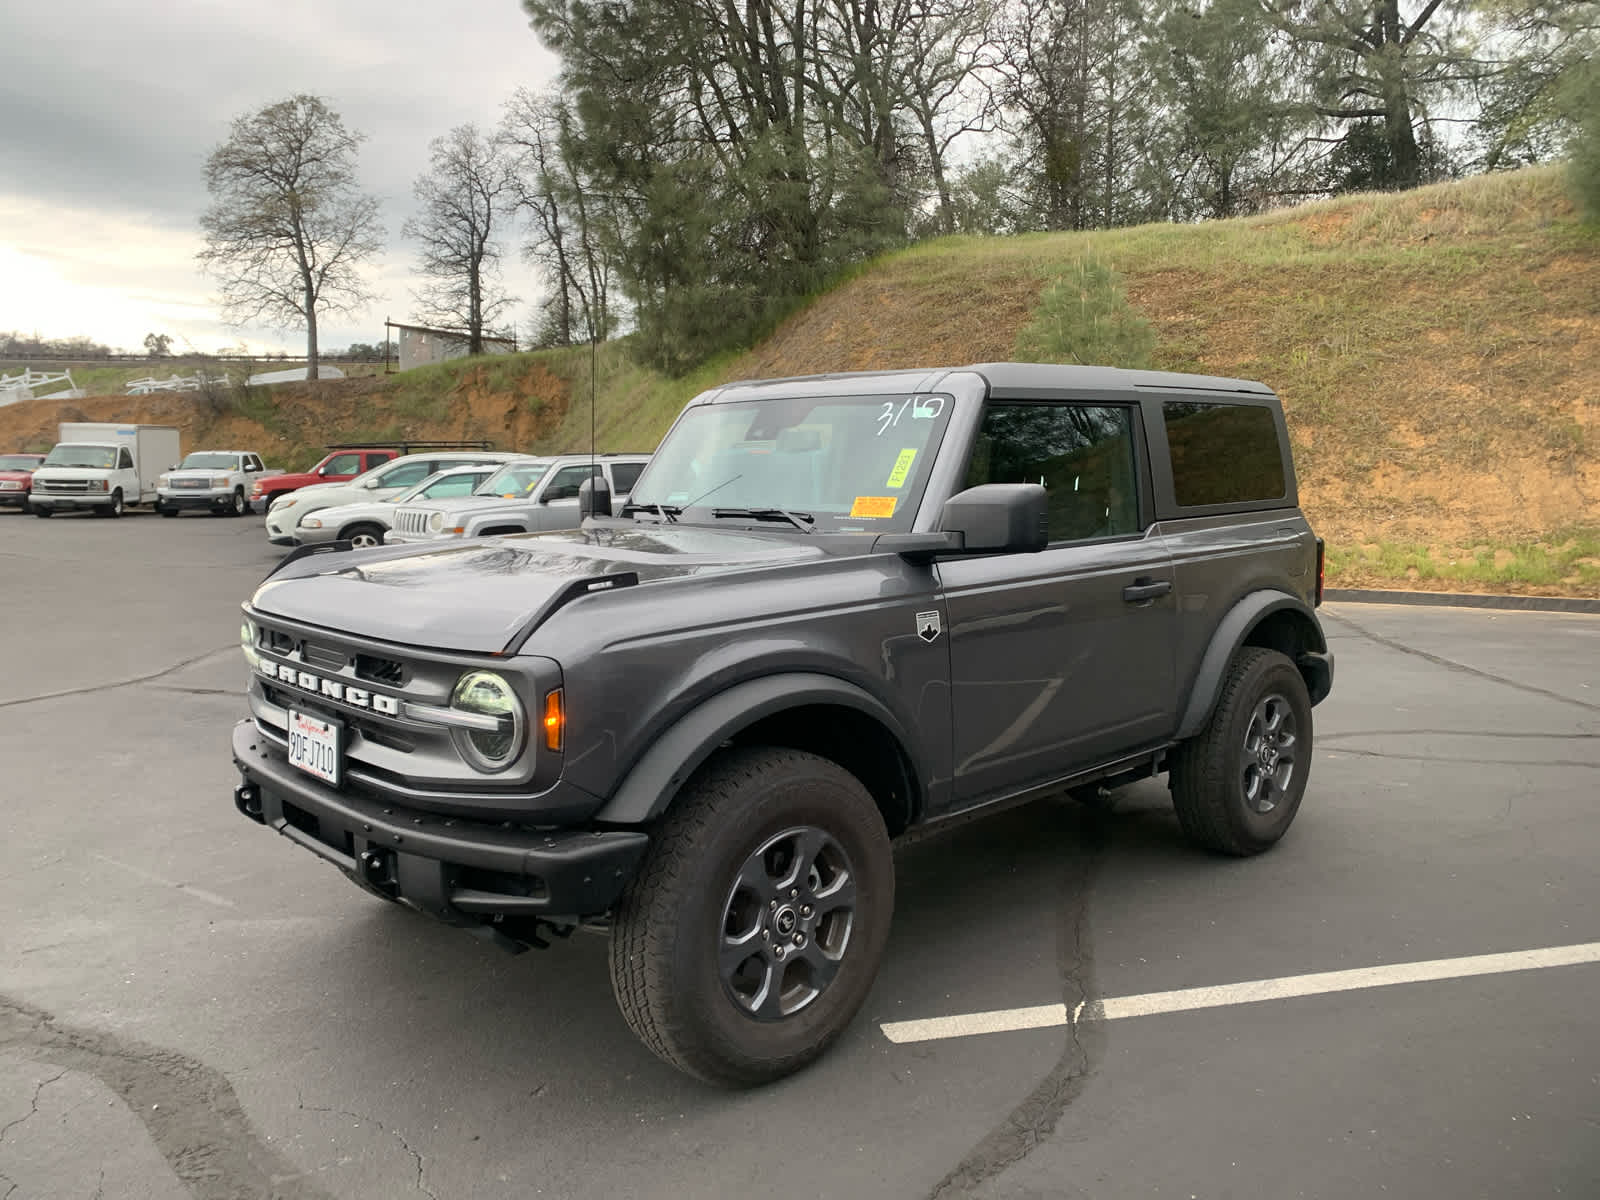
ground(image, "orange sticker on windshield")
xmin=850 ymin=496 xmax=897 ymax=519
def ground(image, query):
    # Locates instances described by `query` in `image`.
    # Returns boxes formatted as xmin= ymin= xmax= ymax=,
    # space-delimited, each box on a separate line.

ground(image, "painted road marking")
xmin=879 ymin=941 xmax=1600 ymax=1044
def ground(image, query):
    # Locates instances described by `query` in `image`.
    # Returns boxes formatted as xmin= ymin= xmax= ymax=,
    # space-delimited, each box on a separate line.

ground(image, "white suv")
xmin=386 ymin=454 xmax=649 ymax=543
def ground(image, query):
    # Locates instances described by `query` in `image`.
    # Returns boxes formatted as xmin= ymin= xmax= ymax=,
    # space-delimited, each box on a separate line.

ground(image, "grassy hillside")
xmin=4 ymin=166 xmax=1595 ymax=594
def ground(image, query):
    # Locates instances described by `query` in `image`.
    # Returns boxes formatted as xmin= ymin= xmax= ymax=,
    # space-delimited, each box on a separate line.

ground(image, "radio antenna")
xmin=590 ymin=330 xmax=597 ymax=474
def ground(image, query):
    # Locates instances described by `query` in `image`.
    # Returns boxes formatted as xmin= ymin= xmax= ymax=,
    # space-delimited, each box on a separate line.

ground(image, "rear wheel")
xmin=1169 ymin=647 xmax=1312 ymax=855
xmin=609 ymin=747 xmax=894 ymax=1086
xmin=341 ymin=522 xmax=385 ymax=548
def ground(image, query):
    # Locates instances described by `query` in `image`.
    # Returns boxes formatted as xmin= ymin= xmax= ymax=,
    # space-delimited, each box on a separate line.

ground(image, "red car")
xmin=0 ymin=453 xmax=45 ymax=513
xmin=249 ymin=447 xmax=397 ymax=510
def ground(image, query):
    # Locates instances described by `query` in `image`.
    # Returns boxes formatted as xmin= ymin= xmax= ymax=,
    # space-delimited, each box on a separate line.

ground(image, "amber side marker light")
xmin=543 ymin=689 xmax=565 ymax=751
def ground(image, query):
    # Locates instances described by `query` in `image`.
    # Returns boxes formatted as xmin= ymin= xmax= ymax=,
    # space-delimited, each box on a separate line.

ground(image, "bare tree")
xmin=501 ymin=90 xmax=615 ymax=347
xmin=402 ymin=124 xmax=515 ymax=353
xmin=198 ymin=95 xmax=382 ymax=380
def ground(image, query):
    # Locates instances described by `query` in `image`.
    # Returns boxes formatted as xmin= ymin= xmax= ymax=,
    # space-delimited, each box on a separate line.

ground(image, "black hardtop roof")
xmin=705 ymin=362 xmax=1274 ymax=402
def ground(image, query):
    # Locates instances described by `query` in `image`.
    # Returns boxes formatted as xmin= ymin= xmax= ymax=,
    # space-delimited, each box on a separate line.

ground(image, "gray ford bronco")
xmin=231 ymin=363 xmax=1333 ymax=1085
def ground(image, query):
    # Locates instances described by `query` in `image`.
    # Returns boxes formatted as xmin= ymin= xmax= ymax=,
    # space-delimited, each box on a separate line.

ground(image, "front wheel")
xmin=609 ymin=747 xmax=894 ymax=1086
xmin=33 ymin=505 xmax=51 ymax=518
xmin=107 ymin=490 xmax=124 ymax=518
xmin=225 ymin=489 xmax=247 ymax=517
xmin=1169 ymin=647 xmax=1313 ymax=856
xmin=158 ymin=503 xmax=177 ymax=518
xmin=341 ymin=522 xmax=385 ymax=549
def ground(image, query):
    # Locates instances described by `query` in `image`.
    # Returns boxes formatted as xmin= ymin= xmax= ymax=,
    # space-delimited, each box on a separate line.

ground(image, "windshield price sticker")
xmin=886 ymin=448 xmax=917 ymax=489
xmin=850 ymin=496 xmax=897 ymax=519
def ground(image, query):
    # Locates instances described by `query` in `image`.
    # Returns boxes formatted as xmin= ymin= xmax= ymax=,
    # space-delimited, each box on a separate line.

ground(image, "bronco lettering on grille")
xmin=258 ymin=659 xmax=401 ymax=715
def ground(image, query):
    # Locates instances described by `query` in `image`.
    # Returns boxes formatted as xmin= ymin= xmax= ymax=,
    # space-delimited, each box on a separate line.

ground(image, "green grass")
xmin=1015 ymin=257 xmax=1156 ymax=367
xmin=1328 ymin=529 xmax=1600 ymax=591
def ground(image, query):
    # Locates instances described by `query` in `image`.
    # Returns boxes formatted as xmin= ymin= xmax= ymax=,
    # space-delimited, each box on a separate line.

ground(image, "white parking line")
xmin=879 ymin=941 xmax=1600 ymax=1044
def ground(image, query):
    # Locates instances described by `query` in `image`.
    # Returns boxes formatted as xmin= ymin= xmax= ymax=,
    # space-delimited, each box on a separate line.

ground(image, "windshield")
xmin=178 ymin=452 xmax=239 ymax=470
xmin=43 ymin=445 xmax=117 ymax=470
xmin=628 ymin=393 xmax=954 ymax=530
xmin=480 ymin=461 xmax=551 ymax=497
xmin=0 ymin=455 xmax=42 ymax=471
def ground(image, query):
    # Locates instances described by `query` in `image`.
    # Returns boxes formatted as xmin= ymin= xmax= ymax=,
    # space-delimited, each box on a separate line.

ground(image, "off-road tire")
xmin=342 ymin=523 xmax=385 ymax=549
xmin=1169 ymin=647 xmax=1312 ymax=856
xmin=609 ymin=746 xmax=894 ymax=1087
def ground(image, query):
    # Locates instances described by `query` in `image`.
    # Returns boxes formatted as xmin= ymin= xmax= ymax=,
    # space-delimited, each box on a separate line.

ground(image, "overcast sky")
xmin=0 ymin=0 xmax=561 ymax=355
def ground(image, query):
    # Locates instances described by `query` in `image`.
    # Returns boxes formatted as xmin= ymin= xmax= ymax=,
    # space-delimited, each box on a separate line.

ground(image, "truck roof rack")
xmin=322 ymin=440 xmax=496 ymax=453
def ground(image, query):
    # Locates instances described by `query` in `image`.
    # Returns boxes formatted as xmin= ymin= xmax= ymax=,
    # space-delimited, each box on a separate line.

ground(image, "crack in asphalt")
xmin=295 ymin=1095 xmax=437 ymax=1200
xmin=1322 ymin=610 xmax=1600 ymax=714
xmin=0 ymin=1068 xmax=66 ymax=1147
xmin=928 ymin=810 xmax=1109 ymax=1198
xmin=0 ymin=994 xmax=329 ymax=1200
xmin=0 ymin=1170 xmax=15 ymax=1200
xmin=0 ymin=645 xmax=235 ymax=711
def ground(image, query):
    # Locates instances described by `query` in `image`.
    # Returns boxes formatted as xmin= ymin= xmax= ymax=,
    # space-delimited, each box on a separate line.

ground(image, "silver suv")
xmin=386 ymin=453 xmax=649 ymax=543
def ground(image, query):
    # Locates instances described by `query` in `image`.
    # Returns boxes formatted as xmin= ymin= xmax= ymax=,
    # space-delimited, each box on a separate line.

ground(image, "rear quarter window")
xmin=1163 ymin=401 xmax=1286 ymax=507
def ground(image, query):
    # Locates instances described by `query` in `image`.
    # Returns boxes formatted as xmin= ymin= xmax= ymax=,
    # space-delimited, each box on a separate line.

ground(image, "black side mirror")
xmin=938 ymin=484 xmax=1048 ymax=554
xmin=578 ymin=474 xmax=612 ymax=521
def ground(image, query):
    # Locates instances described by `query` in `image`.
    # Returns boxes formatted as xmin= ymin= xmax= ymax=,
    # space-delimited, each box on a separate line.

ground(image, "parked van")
xmin=29 ymin=423 xmax=182 ymax=518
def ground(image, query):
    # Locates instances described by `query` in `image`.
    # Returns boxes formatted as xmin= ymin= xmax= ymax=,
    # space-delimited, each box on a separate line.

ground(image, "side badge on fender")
xmin=916 ymin=610 xmax=942 ymax=644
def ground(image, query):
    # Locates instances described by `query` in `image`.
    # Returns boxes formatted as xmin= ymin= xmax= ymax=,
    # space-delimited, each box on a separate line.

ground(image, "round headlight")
xmin=428 ymin=511 xmax=445 ymax=532
xmin=450 ymin=671 xmax=525 ymax=772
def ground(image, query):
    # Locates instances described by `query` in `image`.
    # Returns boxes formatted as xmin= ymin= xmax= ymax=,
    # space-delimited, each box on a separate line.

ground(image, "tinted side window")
xmin=544 ymin=464 xmax=596 ymax=500
xmin=378 ymin=461 xmax=434 ymax=488
xmin=609 ymin=462 xmax=645 ymax=493
xmin=1163 ymin=402 xmax=1285 ymax=507
xmin=966 ymin=403 xmax=1139 ymax=542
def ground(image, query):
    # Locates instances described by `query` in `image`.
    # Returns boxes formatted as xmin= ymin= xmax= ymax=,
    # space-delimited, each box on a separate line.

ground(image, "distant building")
xmin=388 ymin=322 xmax=517 ymax=371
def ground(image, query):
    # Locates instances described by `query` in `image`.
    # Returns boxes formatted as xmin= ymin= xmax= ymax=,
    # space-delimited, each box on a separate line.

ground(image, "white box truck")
xmin=29 ymin=423 xmax=182 ymax=518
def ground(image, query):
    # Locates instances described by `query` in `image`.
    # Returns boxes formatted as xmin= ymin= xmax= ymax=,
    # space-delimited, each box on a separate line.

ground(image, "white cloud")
xmin=0 ymin=0 xmax=558 ymax=355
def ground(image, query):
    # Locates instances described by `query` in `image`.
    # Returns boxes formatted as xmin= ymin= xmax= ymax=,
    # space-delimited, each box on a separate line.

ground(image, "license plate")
xmin=287 ymin=709 xmax=342 ymax=786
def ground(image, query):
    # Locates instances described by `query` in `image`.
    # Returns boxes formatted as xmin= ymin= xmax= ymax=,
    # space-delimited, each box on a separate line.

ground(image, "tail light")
xmin=1314 ymin=538 xmax=1325 ymax=607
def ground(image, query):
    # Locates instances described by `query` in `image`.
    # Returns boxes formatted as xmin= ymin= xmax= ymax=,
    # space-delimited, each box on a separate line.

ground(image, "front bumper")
xmin=264 ymin=509 xmax=298 ymax=544
xmin=30 ymin=493 xmax=113 ymax=511
xmin=159 ymin=488 xmax=233 ymax=510
xmin=0 ymin=491 xmax=29 ymax=507
xmin=231 ymin=720 xmax=648 ymax=924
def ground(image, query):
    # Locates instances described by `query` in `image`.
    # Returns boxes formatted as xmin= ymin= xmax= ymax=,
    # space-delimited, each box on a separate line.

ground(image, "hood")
xmin=250 ymin=524 xmax=831 ymax=654
xmin=0 ymin=469 xmax=36 ymax=482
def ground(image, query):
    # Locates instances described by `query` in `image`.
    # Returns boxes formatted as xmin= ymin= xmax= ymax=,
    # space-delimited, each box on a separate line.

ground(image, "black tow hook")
xmin=234 ymin=784 xmax=265 ymax=823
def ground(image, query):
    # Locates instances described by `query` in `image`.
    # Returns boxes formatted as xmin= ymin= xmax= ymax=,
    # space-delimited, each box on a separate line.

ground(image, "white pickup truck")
xmin=157 ymin=451 xmax=280 ymax=518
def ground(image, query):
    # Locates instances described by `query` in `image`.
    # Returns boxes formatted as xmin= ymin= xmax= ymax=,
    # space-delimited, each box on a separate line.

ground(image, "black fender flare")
xmin=1176 ymin=590 xmax=1330 ymax=740
xmin=594 ymin=672 xmax=920 ymax=826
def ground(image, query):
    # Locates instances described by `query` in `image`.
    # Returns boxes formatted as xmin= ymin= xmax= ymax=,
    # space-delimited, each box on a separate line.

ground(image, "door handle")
xmin=1122 ymin=579 xmax=1172 ymax=603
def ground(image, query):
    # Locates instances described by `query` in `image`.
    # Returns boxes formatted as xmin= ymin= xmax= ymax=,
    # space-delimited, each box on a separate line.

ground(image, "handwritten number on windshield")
xmin=876 ymin=398 xmax=913 ymax=436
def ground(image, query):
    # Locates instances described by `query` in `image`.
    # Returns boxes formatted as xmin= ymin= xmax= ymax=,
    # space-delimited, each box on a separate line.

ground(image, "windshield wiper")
xmin=620 ymin=501 xmax=681 ymax=522
xmin=711 ymin=507 xmax=816 ymax=532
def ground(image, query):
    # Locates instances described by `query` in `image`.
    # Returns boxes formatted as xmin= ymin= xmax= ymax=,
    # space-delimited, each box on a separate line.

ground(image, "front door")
xmin=938 ymin=398 xmax=1177 ymax=809
xmin=533 ymin=463 xmax=598 ymax=530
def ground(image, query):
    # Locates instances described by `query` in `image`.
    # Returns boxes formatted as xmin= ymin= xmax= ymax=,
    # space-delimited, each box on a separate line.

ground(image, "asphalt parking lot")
xmin=2 ymin=510 xmax=1596 ymax=1200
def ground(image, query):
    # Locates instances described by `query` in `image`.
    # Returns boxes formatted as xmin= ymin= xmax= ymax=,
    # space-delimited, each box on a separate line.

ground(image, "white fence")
xmin=0 ymin=369 xmax=86 ymax=408
xmin=125 ymin=371 xmax=225 ymax=395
